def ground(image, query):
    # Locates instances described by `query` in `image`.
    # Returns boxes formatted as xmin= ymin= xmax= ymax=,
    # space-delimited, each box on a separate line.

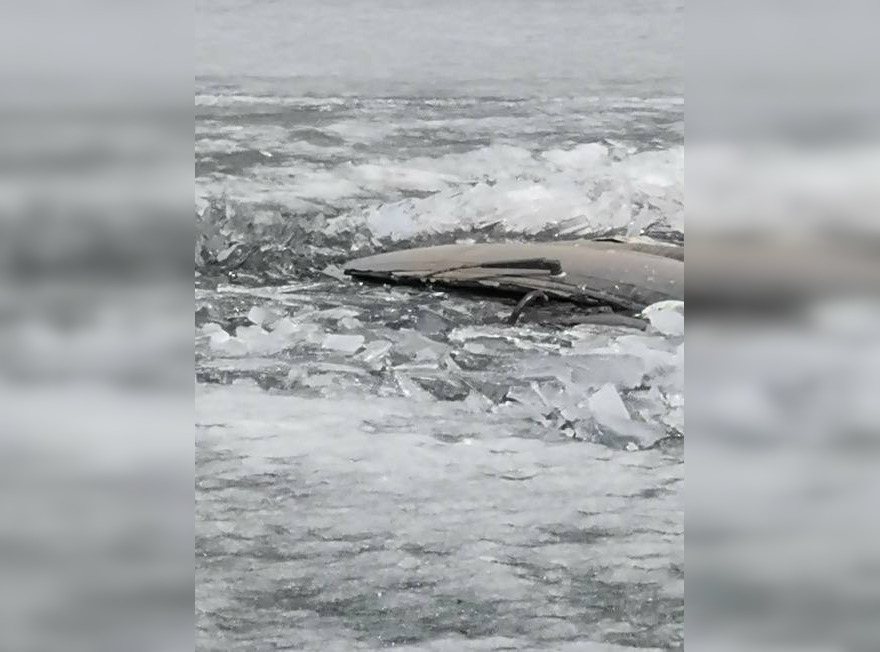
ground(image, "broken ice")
xmin=641 ymin=300 xmax=684 ymax=337
xmin=588 ymin=383 xmax=631 ymax=424
xmin=322 ymin=333 xmax=366 ymax=354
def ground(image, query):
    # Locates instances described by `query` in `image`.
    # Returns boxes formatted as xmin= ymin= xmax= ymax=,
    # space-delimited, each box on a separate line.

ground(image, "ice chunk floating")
xmin=344 ymin=237 xmax=683 ymax=323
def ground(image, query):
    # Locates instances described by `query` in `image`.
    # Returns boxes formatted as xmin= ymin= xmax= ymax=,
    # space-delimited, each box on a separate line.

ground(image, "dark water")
xmin=196 ymin=1 xmax=684 ymax=649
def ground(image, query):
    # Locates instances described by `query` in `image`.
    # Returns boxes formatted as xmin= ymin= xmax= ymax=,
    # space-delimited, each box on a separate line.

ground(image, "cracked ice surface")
xmin=196 ymin=281 xmax=683 ymax=650
xmin=195 ymin=58 xmax=683 ymax=649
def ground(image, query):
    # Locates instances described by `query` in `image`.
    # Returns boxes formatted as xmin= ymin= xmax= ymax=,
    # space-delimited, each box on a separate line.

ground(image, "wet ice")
xmin=322 ymin=333 xmax=366 ymax=354
xmin=195 ymin=77 xmax=684 ymax=650
xmin=197 ymin=289 xmax=683 ymax=452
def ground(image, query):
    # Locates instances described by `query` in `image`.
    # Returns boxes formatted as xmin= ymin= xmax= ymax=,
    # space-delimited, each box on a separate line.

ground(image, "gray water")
xmin=196 ymin=0 xmax=682 ymax=98
xmin=196 ymin=1 xmax=684 ymax=649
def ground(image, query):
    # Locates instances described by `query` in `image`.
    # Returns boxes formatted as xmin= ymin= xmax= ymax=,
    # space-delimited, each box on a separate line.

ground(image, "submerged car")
xmin=343 ymin=237 xmax=683 ymax=328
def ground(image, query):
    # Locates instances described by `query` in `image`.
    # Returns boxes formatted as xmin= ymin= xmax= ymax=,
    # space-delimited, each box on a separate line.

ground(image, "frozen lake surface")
xmin=196 ymin=0 xmax=683 ymax=648
xmin=195 ymin=281 xmax=683 ymax=650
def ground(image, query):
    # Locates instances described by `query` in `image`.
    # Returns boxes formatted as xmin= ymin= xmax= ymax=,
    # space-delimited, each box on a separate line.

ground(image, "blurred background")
xmin=688 ymin=0 xmax=880 ymax=649
xmin=0 ymin=2 xmax=193 ymax=651
xmin=1 ymin=0 xmax=877 ymax=650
